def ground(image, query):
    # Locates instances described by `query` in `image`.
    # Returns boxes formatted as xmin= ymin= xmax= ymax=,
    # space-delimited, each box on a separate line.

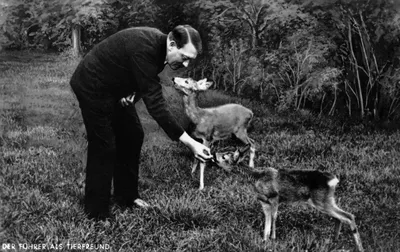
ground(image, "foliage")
xmin=0 ymin=0 xmax=159 ymax=51
xmin=1 ymin=0 xmax=103 ymax=50
xmin=264 ymin=26 xmax=341 ymax=113
xmin=194 ymin=0 xmax=400 ymax=120
xmin=318 ymin=0 xmax=400 ymax=120
xmin=2 ymin=0 xmax=400 ymax=121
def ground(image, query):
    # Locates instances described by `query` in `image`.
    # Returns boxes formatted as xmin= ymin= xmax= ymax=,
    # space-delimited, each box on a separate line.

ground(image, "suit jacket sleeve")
xmin=131 ymin=54 xmax=184 ymax=141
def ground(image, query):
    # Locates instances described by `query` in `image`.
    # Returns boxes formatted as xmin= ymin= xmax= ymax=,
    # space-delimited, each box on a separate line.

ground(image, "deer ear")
xmin=239 ymin=144 xmax=251 ymax=154
xmin=196 ymin=78 xmax=207 ymax=85
xmin=233 ymin=148 xmax=241 ymax=162
xmin=197 ymin=78 xmax=211 ymax=91
xmin=205 ymin=81 xmax=213 ymax=89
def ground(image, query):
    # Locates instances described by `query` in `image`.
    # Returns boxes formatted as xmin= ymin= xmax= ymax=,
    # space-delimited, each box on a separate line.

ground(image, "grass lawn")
xmin=1 ymin=51 xmax=399 ymax=252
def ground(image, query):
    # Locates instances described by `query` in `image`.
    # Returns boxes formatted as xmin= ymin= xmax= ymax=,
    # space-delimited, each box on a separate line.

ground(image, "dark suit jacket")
xmin=70 ymin=27 xmax=184 ymax=141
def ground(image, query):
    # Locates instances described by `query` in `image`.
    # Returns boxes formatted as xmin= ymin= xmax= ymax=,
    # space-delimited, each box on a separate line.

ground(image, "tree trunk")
xmin=251 ymin=27 xmax=257 ymax=49
xmin=72 ymin=24 xmax=82 ymax=57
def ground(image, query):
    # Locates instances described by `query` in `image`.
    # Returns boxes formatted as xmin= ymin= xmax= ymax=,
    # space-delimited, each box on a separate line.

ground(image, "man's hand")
xmin=179 ymin=132 xmax=213 ymax=162
xmin=120 ymin=93 xmax=136 ymax=107
xmin=190 ymin=139 xmax=213 ymax=162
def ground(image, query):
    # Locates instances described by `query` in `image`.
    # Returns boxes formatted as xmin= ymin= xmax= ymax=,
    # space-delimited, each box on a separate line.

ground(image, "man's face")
xmin=166 ymin=40 xmax=198 ymax=70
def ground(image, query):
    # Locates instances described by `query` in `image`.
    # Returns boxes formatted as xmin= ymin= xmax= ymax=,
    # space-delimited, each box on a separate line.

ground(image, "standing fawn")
xmin=214 ymin=146 xmax=364 ymax=252
xmin=172 ymin=77 xmax=256 ymax=190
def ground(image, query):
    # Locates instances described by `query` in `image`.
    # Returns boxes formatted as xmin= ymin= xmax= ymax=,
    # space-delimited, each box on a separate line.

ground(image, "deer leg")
xmin=271 ymin=201 xmax=278 ymax=240
xmin=198 ymin=140 xmax=209 ymax=190
xmin=249 ymin=141 xmax=256 ymax=168
xmin=235 ymin=132 xmax=256 ymax=168
xmin=198 ymin=161 xmax=206 ymax=190
xmin=331 ymin=207 xmax=363 ymax=252
xmin=248 ymin=137 xmax=256 ymax=168
xmin=191 ymin=137 xmax=206 ymax=174
xmin=191 ymin=158 xmax=199 ymax=174
xmin=319 ymin=201 xmax=364 ymax=252
xmin=333 ymin=219 xmax=342 ymax=241
xmin=260 ymin=201 xmax=272 ymax=241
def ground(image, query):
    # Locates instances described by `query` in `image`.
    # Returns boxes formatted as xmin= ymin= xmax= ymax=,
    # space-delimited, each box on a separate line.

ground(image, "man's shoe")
xmin=114 ymin=197 xmax=134 ymax=209
xmin=86 ymin=210 xmax=110 ymax=221
xmin=133 ymin=198 xmax=151 ymax=208
xmin=85 ymin=203 xmax=110 ymax=221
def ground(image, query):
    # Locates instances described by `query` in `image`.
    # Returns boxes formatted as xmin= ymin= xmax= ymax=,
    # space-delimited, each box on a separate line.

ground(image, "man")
xmin=70 ymin=25 xmax=212 ymax=220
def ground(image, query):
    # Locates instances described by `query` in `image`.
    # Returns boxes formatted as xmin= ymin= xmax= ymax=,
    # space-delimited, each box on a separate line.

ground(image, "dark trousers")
xmin=72 ymin=87 xmax=144 ymax=219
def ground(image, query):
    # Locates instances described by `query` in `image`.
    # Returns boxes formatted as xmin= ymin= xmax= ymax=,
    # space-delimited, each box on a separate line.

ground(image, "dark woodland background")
xmin=1 ymin=0 xmax=400 ymax=125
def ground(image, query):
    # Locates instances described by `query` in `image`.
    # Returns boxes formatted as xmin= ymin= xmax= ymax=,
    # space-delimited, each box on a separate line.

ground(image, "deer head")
xmin=172 ymin=77 xmax=213 ymax=95
xmin=214 ymin=144 xmax=251 ymax=169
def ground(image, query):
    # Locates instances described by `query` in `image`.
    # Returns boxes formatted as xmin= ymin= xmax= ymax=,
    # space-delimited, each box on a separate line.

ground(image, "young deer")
xmin=214 ymin=146 xmax=364 ymax=252
xmin=172 ymin=77 xmax=256 ymax=190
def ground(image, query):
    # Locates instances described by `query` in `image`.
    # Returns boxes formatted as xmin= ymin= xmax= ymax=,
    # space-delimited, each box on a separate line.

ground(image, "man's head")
xmin=166 ymin=25 xmax=202 ymax=70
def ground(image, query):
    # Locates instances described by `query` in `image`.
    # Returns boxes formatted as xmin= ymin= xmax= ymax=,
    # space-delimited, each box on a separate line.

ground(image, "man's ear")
xmin=169 ymin=40 xmax=177 ymax=49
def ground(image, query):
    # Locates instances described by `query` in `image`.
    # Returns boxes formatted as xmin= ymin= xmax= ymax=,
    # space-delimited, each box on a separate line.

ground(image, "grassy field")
xmin=1 ymin=51 xmax=399 ymax=252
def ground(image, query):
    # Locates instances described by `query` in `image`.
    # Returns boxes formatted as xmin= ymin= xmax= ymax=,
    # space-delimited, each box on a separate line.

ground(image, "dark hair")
xmin=169 ymin=25 xmax=202 ymax=54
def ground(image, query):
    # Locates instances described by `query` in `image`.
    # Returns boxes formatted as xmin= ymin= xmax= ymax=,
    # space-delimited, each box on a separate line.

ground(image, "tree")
xmin=309 ymin=0 xmax=400 ymax=119
xmin=2 ymin=0 xmax=108 ymax=54
xmin=47 ymin=0 xmax=105 ymax=56
xmin=1 ymin=0 xmax=163 ymax=54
